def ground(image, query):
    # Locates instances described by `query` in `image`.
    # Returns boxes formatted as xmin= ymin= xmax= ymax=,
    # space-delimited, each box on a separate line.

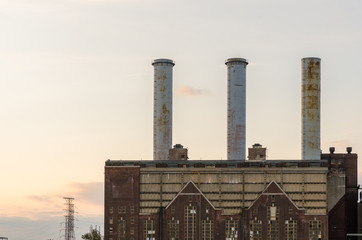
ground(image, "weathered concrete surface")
xmin=226 ymin=58 xmax=248 ymax=160
xmin=152 ymin=59 xmax=174 ymax=160
xmin=302 ymin=57 xmax=321 ymax=160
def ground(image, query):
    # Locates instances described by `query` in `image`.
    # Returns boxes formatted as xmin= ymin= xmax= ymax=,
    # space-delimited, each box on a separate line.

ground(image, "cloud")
xmin=176 ymin=85 xmax=213 ymax=97
xmin=0 ymin=215 xmax=103 ymax=240
xmin=27 ymin=195 xmax=54 ymax=203
xmin=67 ymin=182 xmax=104 ymax=206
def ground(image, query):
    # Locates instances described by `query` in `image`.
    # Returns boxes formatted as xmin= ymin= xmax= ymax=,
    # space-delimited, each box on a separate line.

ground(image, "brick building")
xmin=104 ymin=151 xmax=358 ymax=240
xmin=104 ymin=57 xmax=358 ymax=239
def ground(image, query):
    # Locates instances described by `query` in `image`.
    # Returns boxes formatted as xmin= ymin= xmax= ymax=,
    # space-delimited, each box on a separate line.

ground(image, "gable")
xmin=248 ymin=180 xmax=302 ymax=211
xmin=165 ymin=180 xmax=218 ymax=210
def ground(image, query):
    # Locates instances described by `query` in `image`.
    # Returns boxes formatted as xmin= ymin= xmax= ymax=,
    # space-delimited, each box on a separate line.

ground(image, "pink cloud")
xmin=176 ymin=85 xmax=212 ymax=97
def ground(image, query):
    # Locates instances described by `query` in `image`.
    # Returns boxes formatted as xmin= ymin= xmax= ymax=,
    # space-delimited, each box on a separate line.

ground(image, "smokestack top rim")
xmin=301 ymin=57 xmax=321 ymax=62
xmin=225 ymin=58 xmax=248 ymax=65
xmin=152 ymin=58 xmax=175 ymax=66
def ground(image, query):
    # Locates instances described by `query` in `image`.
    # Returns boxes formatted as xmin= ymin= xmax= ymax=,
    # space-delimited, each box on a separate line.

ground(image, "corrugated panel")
xmin=141 ymin=173 xmax=161 ymax=183
xmin=140 ymin=184 xmax=160 ymax=192
xmin=283 ymin=184 xmax=303 ymax=192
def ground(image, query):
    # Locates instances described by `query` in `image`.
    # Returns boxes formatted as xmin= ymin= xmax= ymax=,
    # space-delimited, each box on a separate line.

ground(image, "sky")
xmin=1 ymin=0 xmax=362 ymax=239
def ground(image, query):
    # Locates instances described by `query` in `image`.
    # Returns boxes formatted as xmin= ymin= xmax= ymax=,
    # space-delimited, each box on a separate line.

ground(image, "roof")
xmin=105 ymin=159 xmax=328 ymax=168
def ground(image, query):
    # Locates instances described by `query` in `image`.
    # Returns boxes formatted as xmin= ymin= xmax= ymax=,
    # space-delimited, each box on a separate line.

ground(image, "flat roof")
xmin=105 ymin=159 xmax=328 ymax=168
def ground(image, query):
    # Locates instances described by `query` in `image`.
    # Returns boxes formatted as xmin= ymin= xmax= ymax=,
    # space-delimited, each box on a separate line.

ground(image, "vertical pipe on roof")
xmin=226 ymin=58 xmax=248 ymax=160
xmin=301 ymin=57 xmax=321 ymax=160
xmin=152 ymin=59 xmax=174 ymax=160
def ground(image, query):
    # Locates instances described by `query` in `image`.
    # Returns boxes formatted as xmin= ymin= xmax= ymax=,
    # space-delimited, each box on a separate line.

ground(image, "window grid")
xmin=309 ymin=220 xmax=321 ymax=240
xmin=225 ymin=220 xmax=238 ymax=240
xmin=285 ymin=220 xmax=297 ymax=240
xmin=267 ymin=206 xmax=279 ymax=240
xmin=118 ymin=206 xmax=126 ymax=214
xmin=184 ymin=206 xmax=196 ymax=240
xmin=118 ymin=220 xmax=126 ymax=240
xmin=202 ymin=220 xmax=214 ymax=240
xmin=250 ymin=220 xmax=262 ymax=240
xmin=143 ymin=219 xmax=155 ymax=240
xmin=167 ymin=219 xmax=179 ymax=240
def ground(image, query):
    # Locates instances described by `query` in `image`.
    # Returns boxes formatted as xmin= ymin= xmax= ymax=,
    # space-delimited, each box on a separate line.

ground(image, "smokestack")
xmin=152 ymin=59 xmax=174 ymax=160
xmin=301 ymin=57 xmax=321 ymax=160
xmin=225 ymin=58 xmax=248 ymax=160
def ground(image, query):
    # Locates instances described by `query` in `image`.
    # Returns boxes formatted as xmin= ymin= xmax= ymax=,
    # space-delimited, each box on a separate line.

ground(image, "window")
xmin=171 ymin=206 xmax=175 ymax=214
xmin=271 ymin=195 xmax=275 ymax=203
xmin=289 ymin=206 xmax=293 ymax=215
xmin=131 ymin=216 xmax=134 ymax=224
xmin=225 ymin=220 xmax=238 ymax=240
xmin=118 ymin=206 xmax=126 ymax=214
xmin=143 ymin=220 xmax=155 ymax=240
xmin=285 ymin=220 xmax=297 ymax=240
xmin=250 ymin=220 xmax=262 ymax=240
xmin=202 ymin=220 xmax=214 ymax=240
xmin=188 ymin=195 xmax=193 ymax=202
xmin=130 ymin=206 xmax=134 ymax=214
xmin=110 ymin=206 xmax=113 ymax=214
xmin=253 ymin=207 xmax=258 ymax=216
xmin=309 ymin=220 xmax=321 ymax=240
xmin=267 ymin=206 xmax=279 ymax=240
xmin=130 ymin=227 xmax=134 ymax=235
xmin=184 ymin=206 xmax=196 ymax=239
xmin=206 ymin=207 xmax=210 ymax=214
xmin=118 ymin=220 xmax=126 ymax=240
xmin=109 ymin=216 xmax=113 ymax=224
xmin=167 ymin=219 xmax=179 ymax=240
xmin=109 ymin=227 xmax=113 ymax=235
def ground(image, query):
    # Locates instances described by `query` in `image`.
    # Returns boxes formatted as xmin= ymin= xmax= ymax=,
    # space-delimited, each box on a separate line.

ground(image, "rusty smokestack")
xmin=301 ymin=57 xmax=321 ymax=160
xmin=152 ymin=59 xmax=174 ymax=160
xmin=226 ymin=58 xmax=248 ymax=160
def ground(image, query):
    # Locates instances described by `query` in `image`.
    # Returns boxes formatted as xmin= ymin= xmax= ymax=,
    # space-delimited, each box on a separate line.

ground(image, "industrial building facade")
xmin=105 ymin=152 xmax=357 ymax=240
xmin=104 ymin=57 xmax=358 ymax=239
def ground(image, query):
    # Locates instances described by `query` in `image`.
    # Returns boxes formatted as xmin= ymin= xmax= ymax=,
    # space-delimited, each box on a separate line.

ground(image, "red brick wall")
xmin=104 ymin=166 xmax=140 ymax=240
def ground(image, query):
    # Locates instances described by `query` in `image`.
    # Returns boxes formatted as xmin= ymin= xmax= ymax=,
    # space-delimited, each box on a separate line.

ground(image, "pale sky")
xmin=1 ymin=0 xmax=362 ymax=239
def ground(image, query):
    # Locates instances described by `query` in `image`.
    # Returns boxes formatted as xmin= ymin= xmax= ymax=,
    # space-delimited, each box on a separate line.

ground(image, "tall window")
xmin=118 ymin=220 xmax=126 ymax=240
xmin=202 ymin=220 xmax=214 ymax=240
xmin=184 ymin=206 xmax=196 ymax=240
xmin=143 ymin=219 xmax=155 ymax=240
xmin=285 ymin=220 xmax=297 ymax=240
xmin=267 ymin=206 xmax=279 ymax=240
xmin=225 ymin=220 xmax=238 ymax=240
xmin=167 ymin=219 xmax=179 ymax=240
xmin=309 ymin=220 xmax=321 ymax=240
xmin=250 ymin=220 xmax=262 ymax=240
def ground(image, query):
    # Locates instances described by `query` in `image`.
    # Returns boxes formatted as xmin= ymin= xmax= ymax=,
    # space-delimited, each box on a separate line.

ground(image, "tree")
xmin=81 ymin=226 xmax=102 ymax=240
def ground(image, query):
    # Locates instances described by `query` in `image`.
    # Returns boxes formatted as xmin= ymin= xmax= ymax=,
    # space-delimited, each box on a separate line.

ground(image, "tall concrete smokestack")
xmin=301 ymin=57 xmax=321 ymax=160
xmin=226 ymin=58 xmax=248 ymax=160
xmin=152 ymin=59 xmax=174 ymax=160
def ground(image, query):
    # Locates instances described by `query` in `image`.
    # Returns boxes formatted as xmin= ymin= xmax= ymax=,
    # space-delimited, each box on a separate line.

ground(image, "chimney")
xmin=152 ymin=59 xmax=174 ymax=160
xmin=169 ymin=144 xmax=188 ymax=160
xmin=301 ymin=57 xmax=321 ymax=160
xmin=225 ymin=58 xmax=248 ymax=160
xmin=248 ymin=143 xmax=267 ymax=160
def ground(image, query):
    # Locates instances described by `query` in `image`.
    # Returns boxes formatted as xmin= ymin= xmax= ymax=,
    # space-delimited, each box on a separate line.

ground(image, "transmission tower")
xmin=63 ymin=197 xmax=75 ymax=240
